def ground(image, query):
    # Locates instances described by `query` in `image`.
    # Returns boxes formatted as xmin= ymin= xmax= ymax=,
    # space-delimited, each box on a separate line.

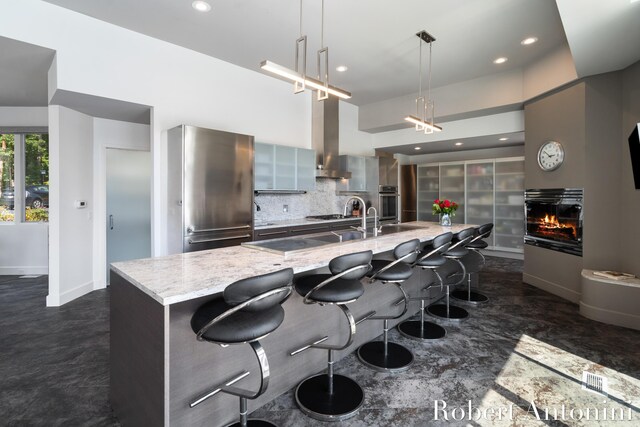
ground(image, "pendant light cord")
xmin=299 ymin=0 xmax=303 ymax=37
xmin=418 ymin=36 xmax=423 ymax=99
xmin=321 ymin=0 xmax=324 ymax=48
xmin=428 ymin=41 xmax=432 ymax=102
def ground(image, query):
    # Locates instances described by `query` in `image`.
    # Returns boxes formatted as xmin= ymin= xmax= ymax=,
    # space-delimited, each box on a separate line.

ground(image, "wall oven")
xmin=378 ymin=185 xmax=399 ymax=224
xmin=524 ymin=188 xmax=583 ymax=256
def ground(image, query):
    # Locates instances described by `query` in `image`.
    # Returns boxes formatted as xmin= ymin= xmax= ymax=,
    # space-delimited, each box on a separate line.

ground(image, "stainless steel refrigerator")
xmin=166 ymin=125 xmax=254 ymax=254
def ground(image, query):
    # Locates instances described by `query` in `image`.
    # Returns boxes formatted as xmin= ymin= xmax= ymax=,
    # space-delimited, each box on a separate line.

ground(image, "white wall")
xmin=47 ymin=105 xmax=94 ymax=306
xmin=92 ymin=118 xmax=150 ymax=289
xmin=0 ymin=106 xmax=49 ymax=275
xmin=0 ymin=0 xmax=317 ymax=259
xmin=339 ymin=102 xmax=374 ymax=156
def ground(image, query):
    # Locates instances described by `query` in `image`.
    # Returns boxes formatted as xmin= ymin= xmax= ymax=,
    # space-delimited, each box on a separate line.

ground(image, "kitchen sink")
xmin=242 ymin=230 xmax=365 ymax=255
xmin=378 ymin=224 xmax=427 ymax=234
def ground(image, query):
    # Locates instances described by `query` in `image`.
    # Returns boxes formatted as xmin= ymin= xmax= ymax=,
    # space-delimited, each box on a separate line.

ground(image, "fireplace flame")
xmin=536 ymin=214 xmax=576 ymax=238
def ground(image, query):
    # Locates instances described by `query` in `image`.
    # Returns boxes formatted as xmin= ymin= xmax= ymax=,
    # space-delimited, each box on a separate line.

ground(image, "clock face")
xmin=537 ymin=141 xmax=564 ymax=171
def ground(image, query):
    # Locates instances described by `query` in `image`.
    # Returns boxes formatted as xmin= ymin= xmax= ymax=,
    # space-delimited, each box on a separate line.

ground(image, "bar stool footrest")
xmin=295 ymin=374 xmax=364 ymax=422
xmin=357 ymin=341 xmax=413 ymax=372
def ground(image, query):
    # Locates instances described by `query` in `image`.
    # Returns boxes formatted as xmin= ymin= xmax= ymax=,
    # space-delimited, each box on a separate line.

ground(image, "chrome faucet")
xmin=343 ymin=196 xmax=367 ymax=239
xmin=367 ymin=206 xmax=381 ymax=237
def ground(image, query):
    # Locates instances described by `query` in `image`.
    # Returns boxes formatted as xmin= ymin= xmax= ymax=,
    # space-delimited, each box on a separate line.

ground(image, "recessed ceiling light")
xmin=414 ymin=147 xmax=422 ymax=150
xmin=499 ymin=137 xmax=509 ymax=141
xmin=336 ymin=65 xmax=348 ymax=72
xmin=455 ymin=142 xmax=463 ymax=146
xmin=192 ymin=1 xmax=211 ymax=12
xmin=493 ymin=57 xmax=508 ymax=64
xmin=521 ymin=37 xmax=538 ymax=46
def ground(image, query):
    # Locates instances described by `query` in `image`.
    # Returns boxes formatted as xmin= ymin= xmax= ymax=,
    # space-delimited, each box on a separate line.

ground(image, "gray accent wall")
xmin=523 ymin=62 xmax=640 ymax=302
xmin=621 ymin=61 xmax=640 ymax=277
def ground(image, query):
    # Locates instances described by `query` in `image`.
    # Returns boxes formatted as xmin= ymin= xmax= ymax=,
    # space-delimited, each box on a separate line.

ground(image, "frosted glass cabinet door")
xmin=274 ymin=145 xmax=296 ymax=189
xmin=439 ymin=163 xmax=465 ymax=221
xmin=106 ymin=148 xmax=151 ymax=281
xmin=296 ymin=148 xmax=316 ymax=191
xmin=417 ymin=165 xmax=440 ymax=221
xmin=465 ymin=162 xmax=494 ymax=244
xmin=254 ymin=143 xmax=275 ymax=190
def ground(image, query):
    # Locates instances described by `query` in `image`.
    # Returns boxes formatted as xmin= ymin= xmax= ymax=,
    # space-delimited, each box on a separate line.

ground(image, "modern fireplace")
xmin=524 ymin=188 xmax=583 ymax=256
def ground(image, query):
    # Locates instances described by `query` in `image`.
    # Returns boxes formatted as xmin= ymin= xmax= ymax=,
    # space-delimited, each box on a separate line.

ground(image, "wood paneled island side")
xmin=110 ymin=222 xmax=472 ymax=426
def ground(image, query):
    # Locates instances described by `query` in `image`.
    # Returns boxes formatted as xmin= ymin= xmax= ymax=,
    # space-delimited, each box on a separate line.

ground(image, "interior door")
xmin=106 ymin=148 xmax=151 ymax=281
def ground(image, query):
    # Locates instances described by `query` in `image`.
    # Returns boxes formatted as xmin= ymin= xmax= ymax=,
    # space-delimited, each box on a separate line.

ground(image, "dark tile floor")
xmin=1 ymin=258 xmax=639 ymax=426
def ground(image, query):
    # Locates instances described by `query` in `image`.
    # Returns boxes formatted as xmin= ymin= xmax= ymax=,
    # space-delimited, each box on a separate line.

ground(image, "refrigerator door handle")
xmin=186 ymin=225 xmax=251 ymax=234
xmin=109 ymin=215 xmax=114 ymax=230
xmin=188 ymin=234 xmax=252 ymax=245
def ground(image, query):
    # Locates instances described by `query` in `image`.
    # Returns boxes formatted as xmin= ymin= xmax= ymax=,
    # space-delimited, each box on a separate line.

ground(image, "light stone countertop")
xmin=254 ymin=216 xmax=361 ymax=229
xmin=111 ymin=221 xmax=474 ymax=306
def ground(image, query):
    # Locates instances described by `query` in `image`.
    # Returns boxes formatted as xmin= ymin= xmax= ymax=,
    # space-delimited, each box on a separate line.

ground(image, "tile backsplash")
xmin=254 ymin=180 xmax=373 ymax=223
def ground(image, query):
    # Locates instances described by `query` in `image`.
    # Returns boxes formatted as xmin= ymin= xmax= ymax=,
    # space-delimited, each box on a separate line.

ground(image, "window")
xmin=0 ymin=133 xmax=49 ymax=223
xmin=0 ymin=134 xmax=15 ymax=223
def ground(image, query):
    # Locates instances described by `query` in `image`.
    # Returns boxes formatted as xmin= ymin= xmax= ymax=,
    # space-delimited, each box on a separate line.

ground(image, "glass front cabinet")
xmin=416 ymin=157 xmax=524 ymax=253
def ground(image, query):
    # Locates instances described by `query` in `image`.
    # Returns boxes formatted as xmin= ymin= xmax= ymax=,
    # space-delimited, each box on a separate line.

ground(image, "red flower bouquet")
xmin=432 ymin=199 xmax=458 ymax=216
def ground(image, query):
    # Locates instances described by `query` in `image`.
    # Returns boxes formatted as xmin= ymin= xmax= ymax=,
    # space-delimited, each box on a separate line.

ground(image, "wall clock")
xmin=537 ymin=140 xmax=565 ymax=171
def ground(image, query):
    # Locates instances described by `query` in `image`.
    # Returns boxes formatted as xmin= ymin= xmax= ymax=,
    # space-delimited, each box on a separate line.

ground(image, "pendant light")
xmin=404 ymin=31 xmax=442 ymax=133
xmin=260 ymin=0 xmax=351 ymax=100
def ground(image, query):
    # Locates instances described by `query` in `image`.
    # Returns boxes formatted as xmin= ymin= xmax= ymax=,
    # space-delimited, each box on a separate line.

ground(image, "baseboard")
xmin=482 ymin=249 xmax=524 ymax=260
xmin=523 ymin=272 xmax=581 ymax=303
xmin=580 ymin=301 xmax=640 ymax=331
xmin=46 ymin=280 xmax=94 ymax=307
xmin=0 ymin=266 xmax=48 ymax=275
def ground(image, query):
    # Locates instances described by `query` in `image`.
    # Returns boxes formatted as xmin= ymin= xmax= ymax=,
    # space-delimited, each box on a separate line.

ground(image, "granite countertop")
xmin=254 ymin=216 xmax=361 ymax=229
xmin=111 ymin=221 xmax=473 ymax=306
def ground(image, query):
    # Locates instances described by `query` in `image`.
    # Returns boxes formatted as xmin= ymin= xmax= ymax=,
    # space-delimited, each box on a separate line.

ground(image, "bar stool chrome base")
xmin=398 ymin=320 xmax=446 ymax=340
xmin=357 ymin=341 xmax=414 ymax=372
xmin=450 ymin=289 xmax=489 ymax=304
xmin=295 ymin=374 xmax=364 ymax=422
xmin=226 ymin=420 xmax=277 ymax=427
xmin=427 ymin=303 xmax=469 ymax=321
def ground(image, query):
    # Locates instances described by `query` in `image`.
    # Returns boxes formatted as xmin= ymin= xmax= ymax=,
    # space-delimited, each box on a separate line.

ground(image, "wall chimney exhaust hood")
xmin=312 ymin=96 xmax=352 ymax=179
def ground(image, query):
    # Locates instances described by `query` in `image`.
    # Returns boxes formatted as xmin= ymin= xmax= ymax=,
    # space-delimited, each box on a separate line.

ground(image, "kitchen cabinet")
xmin=416 ymin=157 xmax=524 ymax=253
xmin=254 ymin=143 xmax=316 ymax=191
xmin=338 ymin=155 xmax=379 ymax=193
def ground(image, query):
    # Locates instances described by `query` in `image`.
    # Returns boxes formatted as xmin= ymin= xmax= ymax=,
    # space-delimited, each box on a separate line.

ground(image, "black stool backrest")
xmin=328 ymin=250 xmax=373 ymax=280
xmin=393 ymin=239 xmax=421 ymax=264
xmin=476 ymin=223 xmax=494 ymax=238
xmin=224 ymin=268 xmax=294 ymax=312
xmin=450 ymin=227 xmax=475 ymax=250
xmin=431 ymin=231 xmax=453 ymax=254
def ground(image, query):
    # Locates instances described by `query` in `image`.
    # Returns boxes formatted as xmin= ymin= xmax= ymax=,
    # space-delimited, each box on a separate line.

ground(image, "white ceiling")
xmin=41 ymin=0 xmax=569 ymax=106
xmin=3 ymin=1 xmax=639 ymax=154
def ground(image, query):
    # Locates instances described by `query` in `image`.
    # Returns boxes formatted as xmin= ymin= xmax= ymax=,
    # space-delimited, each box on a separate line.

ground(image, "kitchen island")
xmin=110 ymin=221 xmax=473 ymax=426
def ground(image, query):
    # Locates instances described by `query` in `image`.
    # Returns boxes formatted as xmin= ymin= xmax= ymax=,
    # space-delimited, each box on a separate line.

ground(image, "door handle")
xmin=109 ymin=215 xmax=114 ymax=230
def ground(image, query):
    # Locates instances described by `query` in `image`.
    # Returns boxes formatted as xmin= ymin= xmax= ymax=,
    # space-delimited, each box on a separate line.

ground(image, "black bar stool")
xmin=427 ymin=227 xmax=475 ymax=321
xmin=189 ymin=268 xmax=293 ymax=427
xmin=451 ymin=223 xmax=493 ymax=304
xmin=290 ymin=250 xmax=373 ymax=422
xmin=397 ymin=232 xmax=451 ymax=340
xmin=357 ymin=239 xmax=421 ymax=372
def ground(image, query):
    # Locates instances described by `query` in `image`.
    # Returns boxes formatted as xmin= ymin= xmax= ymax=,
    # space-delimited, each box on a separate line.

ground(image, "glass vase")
xmin=441 ymin=213 xmax=451 ymax=227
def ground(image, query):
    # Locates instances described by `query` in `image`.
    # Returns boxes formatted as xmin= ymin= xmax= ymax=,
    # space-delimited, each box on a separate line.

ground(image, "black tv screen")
xmin=630 ymin=124 xmax=640 ymax=189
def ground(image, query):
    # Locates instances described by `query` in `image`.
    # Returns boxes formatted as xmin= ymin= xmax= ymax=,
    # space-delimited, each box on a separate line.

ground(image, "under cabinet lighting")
xmin=192 ymin=1 xmax=211 ymax=12
xmin=260 ymin=61 xmax=351 ymax=99
xmin=455 ymin=142 xmax=463 ymax=146
xmin=499 ymin=137 xmax=509 ymax=141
